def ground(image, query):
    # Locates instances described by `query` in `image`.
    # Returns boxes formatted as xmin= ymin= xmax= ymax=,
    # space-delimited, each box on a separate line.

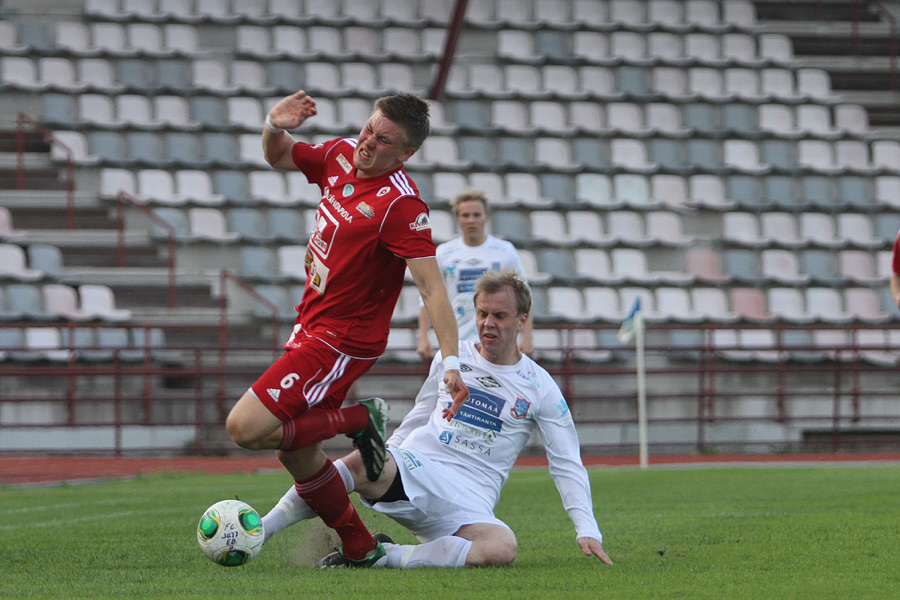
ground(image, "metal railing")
xmin=861 ymin=0 xmax=899 ymax=90
xmin=15 ymin=113 xmax=76 ymax=228
xmin=1 ymin=322 xmax=898 ymax=456
xmin=115 ymin=191 xmax=178 ymax=308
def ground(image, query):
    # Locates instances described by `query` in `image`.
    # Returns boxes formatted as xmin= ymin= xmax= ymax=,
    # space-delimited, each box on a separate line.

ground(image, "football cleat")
xmin=315 ymin=533 xmax=393 ymax=568
xmin=349 ymin=397 xmax=389 ymax=482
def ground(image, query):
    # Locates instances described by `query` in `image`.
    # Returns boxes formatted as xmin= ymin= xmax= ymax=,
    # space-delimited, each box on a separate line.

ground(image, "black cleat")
xmin=315 ymin=533 xmax=393 ymax=568
xmin=349 ymin=397 xmax=389 ymax=482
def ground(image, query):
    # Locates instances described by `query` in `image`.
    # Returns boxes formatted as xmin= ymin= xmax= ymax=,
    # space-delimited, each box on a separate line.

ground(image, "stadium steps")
xmin=754 ymin=0 xmax=900 ymax=133
xmin=0 ymin=127 xmax=277 ymax=352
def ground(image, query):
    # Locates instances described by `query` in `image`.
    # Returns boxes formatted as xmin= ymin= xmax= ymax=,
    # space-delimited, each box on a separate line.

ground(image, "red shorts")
xmin=250 ymin=332 xmax=377 ymax=422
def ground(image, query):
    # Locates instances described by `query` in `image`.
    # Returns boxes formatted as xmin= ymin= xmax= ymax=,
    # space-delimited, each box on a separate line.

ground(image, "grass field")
xmin=3 ymin=464 xmax=899 ymax=599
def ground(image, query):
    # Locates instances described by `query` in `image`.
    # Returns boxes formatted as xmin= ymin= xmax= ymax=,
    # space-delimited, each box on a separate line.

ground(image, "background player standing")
xmin=417 ymin=189 xmax=534 ymax=359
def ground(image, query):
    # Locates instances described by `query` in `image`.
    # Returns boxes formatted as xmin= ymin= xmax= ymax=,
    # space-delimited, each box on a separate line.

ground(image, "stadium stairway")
xmin=0 ymin=128 xmax=270 ymax=348
xmin=754 ymin=0 xmax=900 ymax=136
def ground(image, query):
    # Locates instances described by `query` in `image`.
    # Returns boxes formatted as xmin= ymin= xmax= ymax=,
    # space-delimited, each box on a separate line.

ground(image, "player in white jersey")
xmin=417 ymin=189 xmax=533 ymax=358
xmin=262 ymin=269 xmax=612 ymax=568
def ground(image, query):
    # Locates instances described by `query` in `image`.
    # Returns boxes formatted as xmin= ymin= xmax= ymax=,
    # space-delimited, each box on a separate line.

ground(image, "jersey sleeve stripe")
xmin=390 ymin=171 xmax=416 ymax=197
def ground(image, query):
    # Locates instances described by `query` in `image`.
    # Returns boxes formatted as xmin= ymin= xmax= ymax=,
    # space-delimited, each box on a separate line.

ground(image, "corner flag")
xmin=617 ymin=297 xmax=642 ymax=343
xmin=617 ymin=296 xmax=649 ymax=468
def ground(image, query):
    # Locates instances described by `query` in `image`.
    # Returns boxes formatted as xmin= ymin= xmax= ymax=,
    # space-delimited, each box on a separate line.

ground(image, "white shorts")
xmin=359 ymin=447 xmax=511 ymax=543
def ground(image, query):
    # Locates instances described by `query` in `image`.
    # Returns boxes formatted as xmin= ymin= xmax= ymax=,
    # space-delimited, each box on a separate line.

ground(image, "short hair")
xmin=374 ymin=93 xmax=430 ymax=151
xmin=474 ymin=269 xmax=532 ymax=316
xmin=450 ymin=189 xmax=489 ymax=217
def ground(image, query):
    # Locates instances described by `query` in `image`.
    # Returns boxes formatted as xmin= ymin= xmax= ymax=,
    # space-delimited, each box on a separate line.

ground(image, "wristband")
xmin=264 ymin=114 xmax=283 ymax=133
xmin=442 ymin=355 xmax=460 ymax=372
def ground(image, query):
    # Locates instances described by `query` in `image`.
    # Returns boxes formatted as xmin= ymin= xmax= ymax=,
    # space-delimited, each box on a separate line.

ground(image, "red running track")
xmin=2 ymin=452 xmax=900 ymax=486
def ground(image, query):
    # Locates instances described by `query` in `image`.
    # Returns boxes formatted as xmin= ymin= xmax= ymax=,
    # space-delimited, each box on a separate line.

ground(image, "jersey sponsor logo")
xmin=440 ymin=430 xmax=493 ymax=455
xmin=356 ymin=201 xmax=375 ymax=218
xmin=306 ymin=248 xmax=331 ymax=295
xmin=511 ymin=397 xmax=531 ymax=419
xmin=317 ymin=188 xmax=353 ymax=223
xmin=267 ymin=388 xmax=281 ymax=402
xmin=409 ymin=212 xmax=431 ymax=231
xmin=555 ymin=397 xmax=573 ymax=425
xmin=342 ymin=183 xmax=354 ymax=197
xmin=516 ymin=368 xmax=540 ymax=387
xmin=377 ymin=186 xmax=391 ymax=197
xmin=476 ymin=375 xmax=502 ymax=388
xmin=398 ymin=449 xmax=422 ymax=470
xmin=460 ymin=268 xmax=488 ymax=281
xmin=457 ymin=267 xmax=489 ymax=294
xmin=311 ymin=207 xmax=341 ymax=259
xmin=328 ymin=176 xmax=338 ymax=186
xmin=459 ymin=363 xmax=472 ymax=372
xmin=336 ymin=153 xmax=353 ymax=173
xmin=453 ymin=389 xmax=504 ymax=432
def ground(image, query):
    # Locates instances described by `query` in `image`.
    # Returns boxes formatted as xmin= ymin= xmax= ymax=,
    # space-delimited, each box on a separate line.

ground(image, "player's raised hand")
xmin=268 ymin=90 xmax=317 ymax=130
xmin=577 ymin=537 xmax=613 ymax=565
xmin=441 ymin=370 xmax=468 ymax=421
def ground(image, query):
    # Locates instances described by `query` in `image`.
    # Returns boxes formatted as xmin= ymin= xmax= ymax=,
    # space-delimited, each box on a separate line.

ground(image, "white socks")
xmin=262 ymin=460 xmax=473 ymax=569
xmin=262 ymin=458 xmax=354 ymax=543
xmin=383 ymin=536 xmax=472 ymax=569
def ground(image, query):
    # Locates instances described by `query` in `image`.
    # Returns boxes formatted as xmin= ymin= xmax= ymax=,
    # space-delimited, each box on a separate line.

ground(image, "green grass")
xmin=2 ymin=465 xmax=899 ymax=599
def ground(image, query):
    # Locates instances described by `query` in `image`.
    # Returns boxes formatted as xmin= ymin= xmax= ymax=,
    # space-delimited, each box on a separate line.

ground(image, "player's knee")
xmin=468 ymin=536 xmax=517 ymax=567
xmin=488 ymin=538 xmax=518 ymax=566
xmin=225 ymin=413 xmax=263 ymax=450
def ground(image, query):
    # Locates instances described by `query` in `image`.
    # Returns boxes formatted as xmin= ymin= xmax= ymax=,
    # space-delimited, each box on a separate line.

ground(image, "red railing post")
xmin=16 ymin=113 xmax=77 ymax=228
xmin=870 ymin=0 xmax=900 ymax=91
xmin=429 ymin=0 xmax=469 ymax=102
xmin=16 ymin=114 xmax=25 ymax=190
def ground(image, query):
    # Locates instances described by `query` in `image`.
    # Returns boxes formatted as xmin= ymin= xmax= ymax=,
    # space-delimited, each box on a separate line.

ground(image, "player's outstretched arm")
xmin=407 ymin=257 xmax=469 ymax=418
xmin=262 ymin=90 xmax=317 ymax=169
xmin=891 ymin=273 xmax=900 ymax=308
xmin=577 ymin=537 xmax=613 ymax=565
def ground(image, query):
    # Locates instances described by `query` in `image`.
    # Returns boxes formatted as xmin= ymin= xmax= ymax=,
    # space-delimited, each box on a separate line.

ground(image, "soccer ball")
xmin=196 ymin=499 xmax=265 ymax=567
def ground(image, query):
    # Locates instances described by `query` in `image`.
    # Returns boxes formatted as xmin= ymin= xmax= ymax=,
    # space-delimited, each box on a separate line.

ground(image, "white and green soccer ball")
xmin=197 ymin=499 xmax=265 ymax=567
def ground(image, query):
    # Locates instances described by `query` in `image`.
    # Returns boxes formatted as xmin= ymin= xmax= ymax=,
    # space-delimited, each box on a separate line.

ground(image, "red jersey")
xmin=289 ymin=137 xmax=435 ymax=357
xmin=894 ymin=229 xmax=900 ymax=275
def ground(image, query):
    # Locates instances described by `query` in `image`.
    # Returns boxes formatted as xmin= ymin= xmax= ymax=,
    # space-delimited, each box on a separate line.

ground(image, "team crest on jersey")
xmin=476 ymin=375 xmax=502 ymax=388
xmin=356 ymin=201 xmax=374 ymax=218
xmin=409 ymin=212 xmax=431 ymax=231
xmin=337 ymin=153 xmax=353 ymax=173
xmin=342 ymin=184 xmax=354 ymax=197
xmin=511 ymin=397 xmax=531 ymax=419
xmin=377 ymin=186 xmax=391 ymax=197
xmin=328 ymin=176 xmax=338 ymax=186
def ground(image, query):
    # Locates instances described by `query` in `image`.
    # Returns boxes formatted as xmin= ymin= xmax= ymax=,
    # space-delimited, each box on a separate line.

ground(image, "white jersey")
xmin=387 ymin=341 xmax=603 ymax=543
xmin=434 ymin=236 xmax=527 ymax=342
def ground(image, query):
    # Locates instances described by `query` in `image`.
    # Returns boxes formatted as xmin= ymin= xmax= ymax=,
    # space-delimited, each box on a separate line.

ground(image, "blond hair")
xmin=474 ymin=269 xmax=531 ymax=316
xmin=450 ymin=189 xmax=489 ymax=217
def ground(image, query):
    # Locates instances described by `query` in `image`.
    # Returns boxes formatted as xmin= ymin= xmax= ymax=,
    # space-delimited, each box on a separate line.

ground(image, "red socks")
xmin=294 ymin=460 xmax=375 ymax=560
xmin=279 ymin=404 xmax=369 ymax=452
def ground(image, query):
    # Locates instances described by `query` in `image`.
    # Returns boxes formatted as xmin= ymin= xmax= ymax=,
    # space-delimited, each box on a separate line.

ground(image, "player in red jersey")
xmin=226 ymin=90 xmax=469 ymax=566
